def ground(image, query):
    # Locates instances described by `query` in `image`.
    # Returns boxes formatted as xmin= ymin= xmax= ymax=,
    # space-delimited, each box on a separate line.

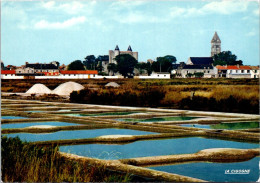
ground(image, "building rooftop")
xmin=127 ymin=45 xmax=132 ymax=52
xmin=1 ymin=70 xmax=16 ymax=74
xmin=60 ymin=70 xmax=98 ymax=75
xmin=189 ymin=57 xmax=213 ymax=65
xmin=216 ymin=65 xmax=253 ymax=70
xmin=183 ymin=64 xmax=213 ymax=69
xmin=211 ymin=32 xmax=221 ymax=43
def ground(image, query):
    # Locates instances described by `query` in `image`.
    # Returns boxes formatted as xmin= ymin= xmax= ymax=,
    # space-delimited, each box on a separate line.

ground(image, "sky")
xmin=1 ymin=0 xmax=259 ymax=66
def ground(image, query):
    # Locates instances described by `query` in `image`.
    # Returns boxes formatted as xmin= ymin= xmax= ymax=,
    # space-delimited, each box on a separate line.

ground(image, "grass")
xmin=1 ymin=136 xmax=132 ymax=182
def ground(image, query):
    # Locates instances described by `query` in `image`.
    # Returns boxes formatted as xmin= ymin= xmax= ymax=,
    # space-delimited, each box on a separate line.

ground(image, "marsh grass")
xmin=1 ymin=136 xmax=132 ymax=182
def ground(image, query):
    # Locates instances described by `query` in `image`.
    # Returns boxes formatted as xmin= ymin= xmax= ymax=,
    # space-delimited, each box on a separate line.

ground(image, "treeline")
xmin=70 ymin=86 xmax=259 ymax=114
xmin=70 ymin=87 xmax=165 ymax=107
xmin=179 ymin=96 xmax=259 ymax=114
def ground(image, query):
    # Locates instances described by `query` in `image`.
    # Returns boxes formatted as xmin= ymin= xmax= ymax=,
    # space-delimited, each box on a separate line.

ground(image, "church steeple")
xmin=127 ymin=45 xmax=132 ymax=52
xmin=211 ymin=32 xmax=221 ymax=57
xmin=115 ymin=45 xmax=120 ymax=51
xmin=211 ymin=32 xmax=221 ymax=43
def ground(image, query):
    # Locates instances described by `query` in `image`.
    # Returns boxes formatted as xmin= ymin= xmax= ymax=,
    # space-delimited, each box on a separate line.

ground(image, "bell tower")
xmin=211 ymin=32 xmax=221 ymax=57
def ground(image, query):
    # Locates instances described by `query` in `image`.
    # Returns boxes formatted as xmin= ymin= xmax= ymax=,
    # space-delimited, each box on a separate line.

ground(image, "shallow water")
xmin=181 ymin=122 xmax=259 ymax=130
xmin=149 ymin=157 xmax=259 ymax=182
xmin=1 ymin=116 xmax=28 ymax=119
xmin=117 ymin=116 xmax=199 ymax=122
xmin=59 ymin=137 xmax=258 ymax=160
xmin=4 ymin=128 xmax=156 ymax=142
xmin=2 ymin=121 xmax=81 ymax=129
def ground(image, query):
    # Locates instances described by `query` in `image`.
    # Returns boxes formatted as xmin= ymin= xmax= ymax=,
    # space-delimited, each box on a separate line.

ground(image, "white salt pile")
xmin=26 ymin=84 xmax=52 ymax=94
xmin=105 ymin=82 xmax=120 ymax=88
xmin=96 ymin=135 xmax=134 ymax=139
xmin=52 ymin=81 xmax=84 ymax=96
xmin=25 ymin=125 xmax=56 ymax=129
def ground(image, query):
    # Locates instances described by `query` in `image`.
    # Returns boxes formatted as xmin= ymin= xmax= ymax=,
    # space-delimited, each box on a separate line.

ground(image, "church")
xmin=187 ymin=31 xmax=221 ymax=66
xmin=109 ymin=45 xmax=138 ymax=64
xmin=174 ymin=32 xmax=222 ymax=78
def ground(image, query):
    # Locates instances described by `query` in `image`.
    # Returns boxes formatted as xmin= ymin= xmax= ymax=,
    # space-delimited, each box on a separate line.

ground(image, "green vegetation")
xmin=114 ymin=54 xmax=138 ymax=78
xmin=107 ymin=63 xmax=118 ymax=75
xmin=67 ymin=60 xmax=85 ymax=70
xmin=71 ymin=87 xmax=165 ymax=107
xmin=213 ymin=51 xmax=242 ymax=66
xmin=1 ymin=136 xmax=132 ymax=182
xmin=152 ymin=55 xmax=177 ymax=73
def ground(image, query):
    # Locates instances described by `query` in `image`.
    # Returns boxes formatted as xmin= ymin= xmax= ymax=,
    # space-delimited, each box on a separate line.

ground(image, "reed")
xmin=1 ymin=136 xmax=132 ymax=182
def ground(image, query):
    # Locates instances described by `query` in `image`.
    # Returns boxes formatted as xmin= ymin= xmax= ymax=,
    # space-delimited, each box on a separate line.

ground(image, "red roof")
xmin=1 ymin=70 xmax=16 ymax=74
xmin=43 ymin=72 xmax=60 ymax=76
xmin=239 ymin=66 xmax=251 ymax=70
xmin=216 ymin=65 xmax=252 ymax=70
xmin=60 ymin=70 xmax=98 ymax=74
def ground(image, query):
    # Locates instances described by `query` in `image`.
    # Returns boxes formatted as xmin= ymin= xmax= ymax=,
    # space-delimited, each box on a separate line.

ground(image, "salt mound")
xmin=96 ymin=135 xmax=133 ymax=139
xmin=52 ymin=81 xmax=84 ymax=96
xmin=25 ymin=125 xmax=56 ymax=129
xmin=105 ymin=82 xmax=120 ymax=88
xmin=26 ymin=84 xmax=52 ymax=94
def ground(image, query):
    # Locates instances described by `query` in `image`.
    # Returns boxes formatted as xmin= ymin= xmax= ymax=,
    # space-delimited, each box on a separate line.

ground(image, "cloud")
xmin=34 ymin=16 xmax=86 ymax=29
xmin=170 ymin=0 xmax=250 ymax=18
xmin=253 ymin=8 xmax=259 ymax=16
xmin=246 ymin=29 xmax=257 ymax=37
xmin=110 ymin=0 xmax=146 ymax=10
xmin=201 ymin=1 xmax=249 ymax=15
xmin=40 ymin=1 xmax=96 ymax=14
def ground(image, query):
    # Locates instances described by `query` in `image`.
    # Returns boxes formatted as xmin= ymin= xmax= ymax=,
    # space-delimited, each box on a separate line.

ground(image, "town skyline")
xmin=2 ymin=0 xmax=259 ymax=66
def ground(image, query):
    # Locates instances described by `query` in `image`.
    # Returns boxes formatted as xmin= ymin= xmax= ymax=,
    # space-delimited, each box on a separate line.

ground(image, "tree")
xmin=194 ymin=72 xmax=204 ymax=78
xmin=83 ymin=55 xmax=96 ymax=70
xmin=96 ymin=61 xmax=103 ymax=72
xmin=213 ymin=51 xmax=241 ymax=66
xmin=135 ymin=62 xmax=152 ymax=75
xmin=114 ymin=54 xmax=138 ymax=78
xmin=67 ymin=60 xmax=85 ymax=70
xmin=152 ymin=55 xmax=177 ymax=73
xmin=107 ymin=63 xmax=117 ymax=75
xmin=146 ymin=62 xmax=153 ymax=76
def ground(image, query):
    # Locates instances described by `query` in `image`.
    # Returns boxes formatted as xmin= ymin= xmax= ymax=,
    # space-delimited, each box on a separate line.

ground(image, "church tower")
xmin=211 ymin=32 xmax=221 ymax=57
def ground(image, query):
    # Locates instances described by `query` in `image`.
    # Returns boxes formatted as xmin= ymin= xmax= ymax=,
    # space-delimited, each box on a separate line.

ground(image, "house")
xmin=59 ymin=70 xmax=98 ymax=79
xmin=176 ymin=64 xmax=215 ymax=78
xmin=249 ymin=66 xmax=259 ymax=78
xmin=215 ymin=65 xmax=259 ymax=78
xmin=16 ymin=67 xmax=35 ymax=75
xmin=1 ymin=70 xmax=23 ymax=79
xmin=136 ymin=72 xmax=170 ymax=79
xmin=26 ymin=62 xmax=59 ymax=73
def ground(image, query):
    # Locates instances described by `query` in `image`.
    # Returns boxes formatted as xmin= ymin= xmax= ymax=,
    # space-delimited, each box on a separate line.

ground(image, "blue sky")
xmin=1 ymin=0 xmax=259 ymax=66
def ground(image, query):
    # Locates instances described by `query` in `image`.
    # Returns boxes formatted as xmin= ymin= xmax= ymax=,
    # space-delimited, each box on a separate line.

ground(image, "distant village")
xmin=1 ymin=32 xmax=259 ymax=79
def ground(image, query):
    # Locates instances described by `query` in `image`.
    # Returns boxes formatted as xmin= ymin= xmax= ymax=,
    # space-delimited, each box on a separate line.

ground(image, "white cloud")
xmin=110 ymin=0 xmax=146 ymax=10
xmin=246 ymin=29 xmax=257 ymax=36
xmin=40 ymin=1 xmax=96 ymax=14
xmin=34 ymin=16 xmax=86 ymax=29
xmin=253 ymin=8 xmax=259 ymax=15
xmin=201 ymin=1 xmax=249 ymax=15
xmin=41 ymin=1 xmax=55 ymax=9
xmin=170 ymin=0 xmax=250 ymax=18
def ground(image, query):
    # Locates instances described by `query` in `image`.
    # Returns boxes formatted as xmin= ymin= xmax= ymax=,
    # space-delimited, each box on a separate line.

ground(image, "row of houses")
xmin=1 ymin=69 xmax=171 ymax=79
xmin=172 ymin=57 xmax=259 ymax=79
